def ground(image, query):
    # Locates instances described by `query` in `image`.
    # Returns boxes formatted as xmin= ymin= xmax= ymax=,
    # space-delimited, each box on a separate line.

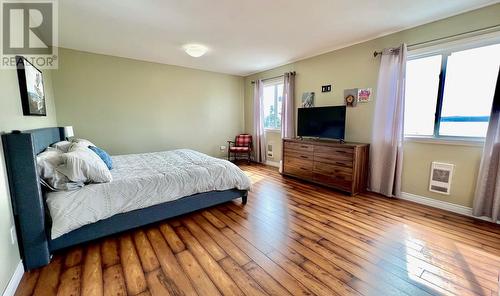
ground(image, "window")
xmin=263 ymin=81 xmax=283 ymax=130
xmin=404 ymin=42 xmax=500 ymax=139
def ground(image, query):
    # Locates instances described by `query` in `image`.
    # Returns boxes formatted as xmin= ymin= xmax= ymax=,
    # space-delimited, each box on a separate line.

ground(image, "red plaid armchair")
xmin=227 ymin=134 xmax=252 ymax=163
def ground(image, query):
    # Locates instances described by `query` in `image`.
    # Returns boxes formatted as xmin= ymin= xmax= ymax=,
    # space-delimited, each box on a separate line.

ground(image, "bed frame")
xmin=2 ymin=127 xmax=248 ymax=270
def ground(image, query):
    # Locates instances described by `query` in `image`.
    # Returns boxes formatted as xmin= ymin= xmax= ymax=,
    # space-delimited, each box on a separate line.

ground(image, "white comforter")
xmin=46 ymin=149 xmax=251 ymax=239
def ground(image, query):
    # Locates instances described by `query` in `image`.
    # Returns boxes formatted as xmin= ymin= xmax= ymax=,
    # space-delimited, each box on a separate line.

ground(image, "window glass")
xmin=404 ymin=42 xmax=500 ymax=139
xmin=439 ymin=43 xmax=500 ymax=137
xmin=263 ymin=82 xmax=283 ymax=129
xmin=404 ymin=55 xmax=441 ymax=136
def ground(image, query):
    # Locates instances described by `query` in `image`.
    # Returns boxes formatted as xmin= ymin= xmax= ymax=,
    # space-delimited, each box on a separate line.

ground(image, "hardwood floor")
xmin=15 ymin=164 xmax=500 ymax=296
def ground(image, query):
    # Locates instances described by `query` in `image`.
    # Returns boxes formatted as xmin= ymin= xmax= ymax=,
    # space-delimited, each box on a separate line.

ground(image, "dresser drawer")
xmin=313 ymin=172 xmax=352 ymax=191
xmin=285 ymin=165 xmax=313 ymax=179
xmin=313 ymin=162 xmax=353 ymax=181
xmin=284 ymin=149 xmax=313 ymax=161
xmin=284 ymin=141 xmax=314 ymax=153
xmin=314 ymin=145 xmax=354 ymax=155
xmin=313 ymin=155 xmax=353 ymax=168
xmin=285 ymin=157 xmax=313 ymax=170
xmin=284 ymin=156 xmax=313 ymax=179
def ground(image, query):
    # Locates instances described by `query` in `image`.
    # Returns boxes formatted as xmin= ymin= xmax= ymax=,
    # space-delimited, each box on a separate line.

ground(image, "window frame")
xmin=262 ymin=78 xmax=284 ymax=132
xmin=405 ymin=32 xmax=500 ymax=143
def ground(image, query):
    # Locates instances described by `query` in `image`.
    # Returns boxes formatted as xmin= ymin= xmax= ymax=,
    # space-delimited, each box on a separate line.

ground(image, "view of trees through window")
xmin=263 ymin=82 xmax=283 ymax=130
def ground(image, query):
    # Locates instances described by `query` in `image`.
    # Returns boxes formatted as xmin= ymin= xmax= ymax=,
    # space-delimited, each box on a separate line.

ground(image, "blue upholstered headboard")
xmin=2 ymin=127 xmax=65 ymax=269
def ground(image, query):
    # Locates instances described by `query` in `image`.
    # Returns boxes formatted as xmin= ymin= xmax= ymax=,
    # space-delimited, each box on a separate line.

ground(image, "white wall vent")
xmin=429 ymin=162 xmax=454 ymax=195
xmin=267 ymin=143 xmax=274 ymax=158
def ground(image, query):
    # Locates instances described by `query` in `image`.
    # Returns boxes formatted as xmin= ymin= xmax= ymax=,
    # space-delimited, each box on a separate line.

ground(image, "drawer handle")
xmin=300 ymin=155 xmax=308 ymax=159
xmin=300 ymin=167 xmax=308 ymax=170
xmin=335 ymin=162 xmax=346 ymax=166
xmin=301 ymin=145 xmax=309 ymax=148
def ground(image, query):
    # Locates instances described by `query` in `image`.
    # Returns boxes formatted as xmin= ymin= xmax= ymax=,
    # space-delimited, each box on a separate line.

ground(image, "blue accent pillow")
xmin=88 ymin=146 xmax=113 ymax=170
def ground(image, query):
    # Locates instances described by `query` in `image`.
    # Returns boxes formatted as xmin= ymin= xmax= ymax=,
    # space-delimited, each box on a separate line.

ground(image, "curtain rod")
xmin=373 ymin=23 xmax=500 ymax=57
xmin=251 ymin=71 xmax=295 ymax=84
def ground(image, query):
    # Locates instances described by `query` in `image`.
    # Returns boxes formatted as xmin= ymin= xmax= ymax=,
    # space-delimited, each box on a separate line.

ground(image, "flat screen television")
xmin=297 ymin=106 xmax=346 ymax=140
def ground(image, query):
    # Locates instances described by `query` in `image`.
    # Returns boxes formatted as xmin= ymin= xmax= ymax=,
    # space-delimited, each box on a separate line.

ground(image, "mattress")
xmin=46 ymin=149 xmax=251 ymax=239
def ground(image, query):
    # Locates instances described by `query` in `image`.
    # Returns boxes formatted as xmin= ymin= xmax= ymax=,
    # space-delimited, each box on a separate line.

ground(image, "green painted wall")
xmin=52 ymin=48 xmax=245 ymax=158
xmin=0 ymin=69 xmax=58 ymax=294
xmin=244 ymin=4 xmax=500 ymax=207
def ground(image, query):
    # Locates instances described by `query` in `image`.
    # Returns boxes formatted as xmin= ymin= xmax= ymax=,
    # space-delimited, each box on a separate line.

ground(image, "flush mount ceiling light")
xmin=183 ymin=44 xmax=208 ymax=58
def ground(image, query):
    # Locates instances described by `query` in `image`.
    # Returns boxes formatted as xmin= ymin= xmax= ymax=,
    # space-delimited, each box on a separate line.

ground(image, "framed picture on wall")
xmin=357 ymin=88 xmax=372 ymax=102
xmin=344 ymin=88 xmax=358 ymax=107
xmin=16 ymin=56 xmax=47 ymax=116
xmin=301 ymin=92 xmax=315 ymax=108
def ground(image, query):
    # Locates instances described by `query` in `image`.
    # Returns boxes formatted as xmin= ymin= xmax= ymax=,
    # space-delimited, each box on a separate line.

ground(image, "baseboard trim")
xmin=265 ymin=160 xmax=280 ymax=168
xmin=2 ymin=261 xmax=24 ymax=296
xmin=399 ymin=192 xmax=498 ymax=223
xmin=399 ymin=192 xmax=472 ymax=216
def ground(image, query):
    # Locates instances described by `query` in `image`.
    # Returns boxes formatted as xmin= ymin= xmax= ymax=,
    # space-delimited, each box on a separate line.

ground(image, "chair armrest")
xmin=227 ymin=141 xmax=235 ymax=146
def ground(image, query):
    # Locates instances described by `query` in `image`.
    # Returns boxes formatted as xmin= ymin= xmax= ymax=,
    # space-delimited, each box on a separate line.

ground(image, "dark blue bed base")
xmin=2 ymin=127 xmax=248 ymax=270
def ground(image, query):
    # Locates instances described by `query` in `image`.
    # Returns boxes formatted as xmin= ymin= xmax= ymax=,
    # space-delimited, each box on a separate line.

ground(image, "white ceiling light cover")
xmin=184 ymin=44 xmax=208 ymax=58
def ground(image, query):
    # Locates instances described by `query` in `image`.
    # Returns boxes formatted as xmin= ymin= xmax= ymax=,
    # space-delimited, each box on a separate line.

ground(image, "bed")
xmin=2 ymin=127 xmax=250 ymax=270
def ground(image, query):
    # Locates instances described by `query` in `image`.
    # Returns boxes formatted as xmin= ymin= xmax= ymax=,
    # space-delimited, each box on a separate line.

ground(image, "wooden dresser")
xmin=282 ymin=138 xmax=369 ymax=195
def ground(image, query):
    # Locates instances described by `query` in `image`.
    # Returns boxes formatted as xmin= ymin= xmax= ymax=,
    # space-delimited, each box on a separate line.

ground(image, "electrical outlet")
xmin=10 ymin=226 xmax=16 ymax=245
xmin=220 ymin=145 xmax=226 ymax=151
xmin=321 ymin=85 xmax=332 ymax=92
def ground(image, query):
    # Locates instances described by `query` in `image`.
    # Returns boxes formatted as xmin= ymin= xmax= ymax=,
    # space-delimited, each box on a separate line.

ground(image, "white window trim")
xmin=263 ymin=77 xmax=284 ymax=86
xmin=408 ymin=29 xmax=500 ymax=60
xmin=404 ymin=30 xmax=500 ymax=143
xmin=404 ymin=135 xmax=484 ymax=147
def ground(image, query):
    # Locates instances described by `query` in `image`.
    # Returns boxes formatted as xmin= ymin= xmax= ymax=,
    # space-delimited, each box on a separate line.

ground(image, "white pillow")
xmin=67 ymin=141 xmax=88 ymax=151
xmin=57 ymin=145 xmax=112 ymax=183
xmin=72 ymin=138 xmax=96 ymax=148
xmin=37 ymin=148 xmax=83 ymax=191
xmin=51 ymin=141 xmax=72 ymax=153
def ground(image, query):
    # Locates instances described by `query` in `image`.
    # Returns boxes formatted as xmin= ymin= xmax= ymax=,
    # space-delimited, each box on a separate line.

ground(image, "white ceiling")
xmin=58 ymin=0 xmax=499 ymax=76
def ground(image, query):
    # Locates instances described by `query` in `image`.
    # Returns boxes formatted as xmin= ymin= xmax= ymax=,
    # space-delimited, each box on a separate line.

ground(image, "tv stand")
xmin=282 ymin=138 xmax=369 ymax=195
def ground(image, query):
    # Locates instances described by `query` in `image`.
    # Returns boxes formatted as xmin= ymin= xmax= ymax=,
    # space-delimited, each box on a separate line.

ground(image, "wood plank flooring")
xmin=15 ymin=164 xmax=500 ymax=296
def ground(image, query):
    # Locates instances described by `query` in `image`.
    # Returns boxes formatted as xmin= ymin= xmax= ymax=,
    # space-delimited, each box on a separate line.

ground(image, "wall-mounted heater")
xmin=429 ymin=162 xmax=454 ymax=195
xmin=267 ymin=143 xmax=274 ymax=158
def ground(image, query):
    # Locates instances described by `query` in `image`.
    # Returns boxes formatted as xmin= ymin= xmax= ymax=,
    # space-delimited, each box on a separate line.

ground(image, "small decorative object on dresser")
xmin=282 ymin=138 xmax=369 ymax=195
